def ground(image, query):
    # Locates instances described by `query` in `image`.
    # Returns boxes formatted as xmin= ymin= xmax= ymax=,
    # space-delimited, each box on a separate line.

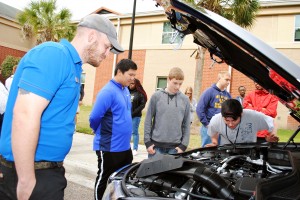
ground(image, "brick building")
xmin=1 ymin=1 xmax=299 ymax=129
xmin=0 ymin=2 xmax=33 ymax=66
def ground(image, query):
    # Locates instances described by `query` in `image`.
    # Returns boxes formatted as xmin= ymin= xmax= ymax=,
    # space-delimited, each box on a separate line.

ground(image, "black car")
xmin=103 ymin=0 xmax=300 ymax=199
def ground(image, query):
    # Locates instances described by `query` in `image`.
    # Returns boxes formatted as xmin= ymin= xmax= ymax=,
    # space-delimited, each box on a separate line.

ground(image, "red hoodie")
xmin=243 ymin=90 xmax=278 ymax=137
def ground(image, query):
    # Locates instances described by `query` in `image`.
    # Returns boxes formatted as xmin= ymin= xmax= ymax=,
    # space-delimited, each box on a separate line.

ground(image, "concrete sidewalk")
xmin=64 ymin=132 xmax=148 ymax=189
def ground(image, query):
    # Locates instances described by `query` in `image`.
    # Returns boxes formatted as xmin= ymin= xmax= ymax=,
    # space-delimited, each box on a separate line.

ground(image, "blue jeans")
xmin=132 ymin=117 xmax=141 ymax=150
xmin=200 ymin=125 xmax=211 ymax=147
xmin=148 ymin=147 xmax=178 ymax=158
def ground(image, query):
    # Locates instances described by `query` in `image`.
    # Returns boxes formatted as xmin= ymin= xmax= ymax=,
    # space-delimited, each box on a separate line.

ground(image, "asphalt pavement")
xmin=64 ymin=132 xmax=148 ymax=199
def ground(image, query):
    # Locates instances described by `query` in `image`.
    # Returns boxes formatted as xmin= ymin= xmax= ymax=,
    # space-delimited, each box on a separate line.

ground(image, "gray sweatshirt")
xmin=144 ymin=89 xmax=191 ymax=151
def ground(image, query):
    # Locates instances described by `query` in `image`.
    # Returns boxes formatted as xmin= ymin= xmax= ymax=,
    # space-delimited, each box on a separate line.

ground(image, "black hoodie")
xmin=129 ymin=87 xmax=146 ymax=118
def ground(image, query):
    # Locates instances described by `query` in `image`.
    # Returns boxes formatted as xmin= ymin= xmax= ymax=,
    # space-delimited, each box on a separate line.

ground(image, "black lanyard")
xmin=225 ymin=122 xmax=241 ymax=145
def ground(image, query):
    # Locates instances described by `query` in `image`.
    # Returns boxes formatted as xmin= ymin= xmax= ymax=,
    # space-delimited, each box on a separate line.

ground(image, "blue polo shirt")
xmin=0 ymin=39 xmax=82 ymax=161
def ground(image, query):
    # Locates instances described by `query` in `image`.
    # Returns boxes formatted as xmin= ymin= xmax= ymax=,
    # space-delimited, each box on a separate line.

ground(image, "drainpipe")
xmin=128 ymin=0 xmax=137 ymax=60
xmin=227 ymin=65 xmax=232 ymax=93
xmin=112 ymin=17 xmax=121 ymax=78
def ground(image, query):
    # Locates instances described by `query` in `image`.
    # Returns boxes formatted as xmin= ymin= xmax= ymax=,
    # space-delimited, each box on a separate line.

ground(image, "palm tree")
xmin=185 ymin=0 xmax=260 ymax=105
xmin=17 ymin=0 xmax=76 ymax=44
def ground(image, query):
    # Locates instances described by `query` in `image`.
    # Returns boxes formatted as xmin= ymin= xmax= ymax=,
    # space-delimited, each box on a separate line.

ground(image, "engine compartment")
xmin=119 ymin=145 xmax=296 ymax=200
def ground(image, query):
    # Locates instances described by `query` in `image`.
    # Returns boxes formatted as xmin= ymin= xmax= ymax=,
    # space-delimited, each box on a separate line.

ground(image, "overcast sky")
xmin=0 ymin=0 xmax=162 ymax=20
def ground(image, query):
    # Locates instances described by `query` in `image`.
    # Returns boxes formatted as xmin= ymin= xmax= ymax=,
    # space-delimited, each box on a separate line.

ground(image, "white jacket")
xmin=0 ymin=82 xmax=8 ymax=114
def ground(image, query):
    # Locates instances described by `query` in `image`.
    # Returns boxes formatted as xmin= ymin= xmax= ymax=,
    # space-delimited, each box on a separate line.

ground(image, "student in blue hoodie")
xmin=196 ymin=71 xmax=231 ymax=147
xmin=144 ymin=67 xmax=190 ymax=157
xmin=89 ymin=59 xmax=137 ymax=199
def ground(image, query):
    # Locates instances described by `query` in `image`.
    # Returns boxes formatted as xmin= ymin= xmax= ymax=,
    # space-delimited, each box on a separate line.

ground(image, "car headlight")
xmin=102 ymin=180 xmax=125 ymax=200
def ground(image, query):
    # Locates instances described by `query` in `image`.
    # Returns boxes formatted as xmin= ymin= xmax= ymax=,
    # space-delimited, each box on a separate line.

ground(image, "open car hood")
xmin=156 ymin=0 xmax=300 ymax=122
xmin=103 ymin=4 xmax=300 ymax=199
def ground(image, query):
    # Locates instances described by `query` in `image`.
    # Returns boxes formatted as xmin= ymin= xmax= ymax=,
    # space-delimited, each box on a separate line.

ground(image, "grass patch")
xmin=76 ymin=105 xmax=93 ymax=135
xmin=277 ymin=129 xmax=300 ymax=142
xmin=76 ymin=105 xmax=300 ymax=150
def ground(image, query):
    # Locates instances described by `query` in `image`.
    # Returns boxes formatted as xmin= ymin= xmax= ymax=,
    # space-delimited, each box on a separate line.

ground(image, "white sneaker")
xmin=132 ymin=150 xmax=138 ymax=156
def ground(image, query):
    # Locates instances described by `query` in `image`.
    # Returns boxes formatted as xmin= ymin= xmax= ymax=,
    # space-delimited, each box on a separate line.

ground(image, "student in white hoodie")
xmin=144 ymin=67 xmax=190 ymax=157
xmin=0 ymin=81 xmax=8 ymax=135
xmin=5 ymin=65 xmax=17 ymax=92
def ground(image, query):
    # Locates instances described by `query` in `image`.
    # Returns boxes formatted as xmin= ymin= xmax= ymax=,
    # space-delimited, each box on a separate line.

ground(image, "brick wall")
xmin=230 ymin=69 xmax=255 ymax=98
xmin=0 ymin=45 xmax=26 ymax=67
xmin=93 ymin=54 xmax=115 ymax=100
xmin=287 ymin=115 xmax=300 ymax=130
xmin=200 ymin=51 xmax=255 ymax=97
xmin=93 ymin=50 xmax=146 ymax=103
xmin=0 ymin=45 xmax=26 ymax=83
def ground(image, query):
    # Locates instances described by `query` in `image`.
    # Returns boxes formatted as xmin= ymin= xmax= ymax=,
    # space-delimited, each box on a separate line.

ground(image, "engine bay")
xmin=117 ymin=145 xmax=298 ymax=200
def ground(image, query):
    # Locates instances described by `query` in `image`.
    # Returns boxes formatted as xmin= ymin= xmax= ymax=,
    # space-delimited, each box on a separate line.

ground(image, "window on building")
xmin=295 ymin=15 xmax=300 ymax=41
xmin=156 ymin=77 xmax=167 ymax=90
xmin=162 ymin=22 xmax=181 ymax=44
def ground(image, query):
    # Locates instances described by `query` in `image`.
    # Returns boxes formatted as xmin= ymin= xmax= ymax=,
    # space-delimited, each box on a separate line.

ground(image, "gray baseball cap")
xmin=78 ymin=14 xmax=124 ymax=54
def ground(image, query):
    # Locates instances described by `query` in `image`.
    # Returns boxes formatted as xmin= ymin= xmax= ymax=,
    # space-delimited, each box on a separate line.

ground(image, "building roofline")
xmin=0 ymin=2 xmax=21 ymax=22
xmin=260 ymin=0 xmax=300 ymax=7
xmin=108 ymin=10 xmax=164 ymax=20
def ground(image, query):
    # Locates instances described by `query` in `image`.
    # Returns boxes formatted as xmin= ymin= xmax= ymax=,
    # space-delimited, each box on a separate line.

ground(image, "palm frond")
xmin=16 ymin=0 xmax=75 ymax=44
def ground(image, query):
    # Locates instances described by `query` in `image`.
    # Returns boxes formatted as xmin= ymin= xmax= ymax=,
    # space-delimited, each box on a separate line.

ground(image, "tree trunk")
xmin=193 ymin=46 xmax=207 ymax=101
xmin=193 ymin=46 xmax=207 ymax=124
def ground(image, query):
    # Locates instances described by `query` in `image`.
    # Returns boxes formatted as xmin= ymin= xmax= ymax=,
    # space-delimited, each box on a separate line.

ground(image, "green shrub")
xmin=1 ymin=55 xmax=21 ymax=79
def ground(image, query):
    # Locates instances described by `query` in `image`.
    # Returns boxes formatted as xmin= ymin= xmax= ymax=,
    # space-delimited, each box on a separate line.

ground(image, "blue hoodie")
xmin=196 ymin=84 xmax=231 ymax=126
xmin=90 ymin=79 xmax=132 ymax=152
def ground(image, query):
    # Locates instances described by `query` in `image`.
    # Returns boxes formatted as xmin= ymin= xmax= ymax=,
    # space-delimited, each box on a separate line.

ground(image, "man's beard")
xmin=84 ymin=41 xmax=103 ymax=67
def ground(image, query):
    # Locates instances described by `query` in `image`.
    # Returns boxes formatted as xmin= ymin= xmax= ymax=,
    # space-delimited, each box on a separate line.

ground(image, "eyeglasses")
xmin=185 ymin=92 xmax=192 ymax=95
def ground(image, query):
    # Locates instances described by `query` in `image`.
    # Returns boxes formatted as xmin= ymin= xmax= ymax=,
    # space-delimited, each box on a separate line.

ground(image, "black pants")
xmin=94 ymin=149 xmax=133 ymax=200
xmin=0 ymin=164 xmax=67 ymax=200
xmin=0 ymin=113 xmax=3 ymax=136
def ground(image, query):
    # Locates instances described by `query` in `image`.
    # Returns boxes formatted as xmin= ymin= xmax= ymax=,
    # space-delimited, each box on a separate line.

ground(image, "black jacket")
xmin=129 ymin=88 xmax=146 ymax=118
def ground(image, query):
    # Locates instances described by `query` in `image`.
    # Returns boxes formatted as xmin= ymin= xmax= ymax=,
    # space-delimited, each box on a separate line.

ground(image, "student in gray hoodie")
xmin=144 ymin=67 xmax=190 ymax=157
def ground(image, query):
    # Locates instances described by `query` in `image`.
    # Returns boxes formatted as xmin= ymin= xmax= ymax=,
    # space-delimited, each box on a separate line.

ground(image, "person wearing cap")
xmin=0 ymin=14 xmax=123 ymax=200
xmin=205 ymin=99 xmax=279 ymax=147
xmin=90 ymin=59 xmax=137 ymax=199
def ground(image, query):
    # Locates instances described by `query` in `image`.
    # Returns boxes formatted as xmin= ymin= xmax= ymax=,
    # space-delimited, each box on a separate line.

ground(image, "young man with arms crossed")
xmin=89 ymin=59 xmax=137 ymax=199
xmin=144 ymin=67 xmax=190 ymax=157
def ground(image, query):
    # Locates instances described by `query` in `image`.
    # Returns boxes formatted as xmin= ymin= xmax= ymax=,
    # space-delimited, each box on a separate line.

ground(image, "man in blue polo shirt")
xmin=0 ymin=14 xmax=124 ymax=200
